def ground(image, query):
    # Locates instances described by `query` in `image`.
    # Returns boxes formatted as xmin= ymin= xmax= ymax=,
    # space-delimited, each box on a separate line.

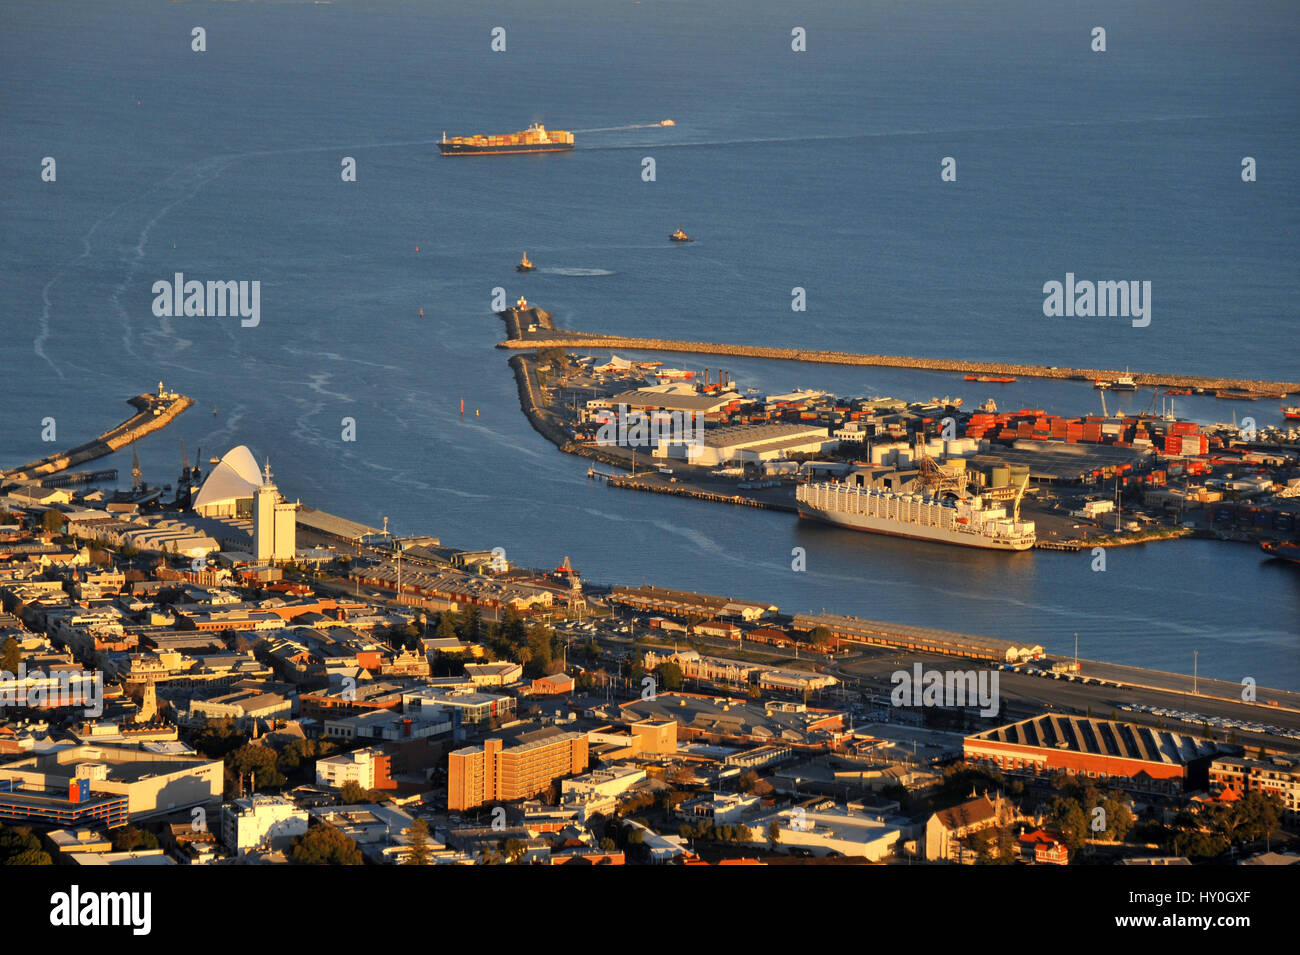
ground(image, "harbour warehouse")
xmin=964 ymin=714 xmax=1231 ymax=794
xmin=791 ymin=613 xmax=1044 ymax=664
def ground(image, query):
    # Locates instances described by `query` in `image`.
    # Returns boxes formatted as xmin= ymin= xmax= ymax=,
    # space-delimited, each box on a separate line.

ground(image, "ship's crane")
xmin=983 ymin=475 xmax=1029 ymax=521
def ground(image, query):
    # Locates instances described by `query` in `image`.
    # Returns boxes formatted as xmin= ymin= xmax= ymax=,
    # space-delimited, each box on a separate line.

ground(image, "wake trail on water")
xmin=579 ymin=113 xmax=1262 ymax=152
xmin=539 ymin=267 xmax=615 ymax=276
xmin=570 ymin=123 xmax=671 ymax=133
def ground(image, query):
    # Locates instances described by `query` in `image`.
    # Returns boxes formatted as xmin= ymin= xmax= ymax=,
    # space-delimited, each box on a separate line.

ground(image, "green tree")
xmin=768 ymin=820 xmax=781 ymax=845
xmin=1048 ymin=797 xmax=1090 ymax=852
xmin=291 ymin=825 xmax=363 ymax=865
xmin=654 ymin=661 xmax=684 ymax=692
xmin=403 ymin=818 xmax=432 ymax=865
xmin=191 ymin=718 xmax=246 ymax=759
xmin=111 ymin=825 xmax=160 ymax=852
xmin=1204 ymin=791 xmax=1283 ymax=845
xmin=1095 ymin=794 xmax=1135 ymax=841
xmin=0 ymin=826 xmax=53 ymax=865
xmin=0 ymin=637 xmax=21 ymax=675
xmin=435 ymin=611 xmax=458 ymax=639
xmin=808 ymin=626 xmax=833 ymax=649
xmin=227 ymin=743 xmax=286 ymax=792
xmin=339 ymin=780 xmax=371 ymax=805
xmin=41 ymin=510 xmax=65 ymax=534
xmin=461 ymin=606 xmax=482 ymax=644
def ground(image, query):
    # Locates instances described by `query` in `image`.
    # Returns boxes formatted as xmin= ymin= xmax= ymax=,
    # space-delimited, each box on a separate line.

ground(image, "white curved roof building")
xmin=193 ymin=446 xmax=263 ymax=517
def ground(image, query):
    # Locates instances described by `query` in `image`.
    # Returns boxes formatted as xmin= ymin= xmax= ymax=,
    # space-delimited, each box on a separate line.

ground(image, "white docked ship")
xmin=796 ymin=476 xmax=1037 ymax=551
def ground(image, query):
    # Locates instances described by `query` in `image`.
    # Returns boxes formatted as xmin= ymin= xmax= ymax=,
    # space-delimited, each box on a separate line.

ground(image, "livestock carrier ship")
xmin=795 ymin=449 xmax=1036 ymax=550
xmin=438 ymin=123 xmax=575 ymax=156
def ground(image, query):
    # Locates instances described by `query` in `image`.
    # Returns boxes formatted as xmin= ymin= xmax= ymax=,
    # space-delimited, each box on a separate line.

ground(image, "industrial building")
xmin=791 ymin=613 xmax=1043 ymax=664
xmin=970 ymin=440 xmax=1152 ymax=484
xmin=618 ymin=693 xmax=845 ymax=749
xmin=591 ymin=386 xmax=742 ymax=417
xmin=0 ymin=744 xmax=222 ymax=820
xmin=964 ymin=715 xmax=1230 ymax=793
xmin=0 ymin=779 xmax=129 ymax=830
xmin=606 ymin=585 xmax=777 ymax=621
xmin=660 ymin=422 xmax=837 ymax=466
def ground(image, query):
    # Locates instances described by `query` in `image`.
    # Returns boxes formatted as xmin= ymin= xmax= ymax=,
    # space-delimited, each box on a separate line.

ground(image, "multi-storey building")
xmin=1209 ymin=755 xmax=1300 ymax=821
xmin=447 ymin=727 xmax=588 ymax=811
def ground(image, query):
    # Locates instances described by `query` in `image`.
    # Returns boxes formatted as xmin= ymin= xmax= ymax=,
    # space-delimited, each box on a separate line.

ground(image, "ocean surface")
xmin=1 ymin=0 xmax=1297 ymax=688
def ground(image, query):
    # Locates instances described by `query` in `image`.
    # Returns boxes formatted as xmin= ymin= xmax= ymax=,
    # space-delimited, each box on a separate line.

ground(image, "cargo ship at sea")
xmin=1261 ymin=540 xmax=1300 ymax=564
xmin=795 ymin=449 xmax=1036 ymax=550
xmin=438 ymin=123 xmax=575 ymax=156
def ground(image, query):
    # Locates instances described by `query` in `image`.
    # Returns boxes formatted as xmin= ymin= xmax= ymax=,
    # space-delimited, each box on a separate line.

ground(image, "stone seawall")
xmin=498 ymin=334 xmax=1299 ymax=394
xmin=507 ymin=355 xmax=575 ymax=452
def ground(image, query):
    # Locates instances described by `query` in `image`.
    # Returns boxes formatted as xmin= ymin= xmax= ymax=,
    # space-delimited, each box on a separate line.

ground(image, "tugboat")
xmin=516 ymin=252 xmax=536 ymax=272
xmin=1095 ymin=370 xmax=1137 ymax=391
xmin=669 ymin=227 xmax=693 ymax=242
xmin=1282 ymin=406 xmax=1300 ymax=420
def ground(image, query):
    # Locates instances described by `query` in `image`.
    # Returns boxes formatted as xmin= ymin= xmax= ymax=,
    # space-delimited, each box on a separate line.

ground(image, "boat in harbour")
xmin=1260 ymin=540 xmax=1300 ymax=564
xmin=516 ymin=252 xmax=536 ymax=272
xmin=795 ymin=442 xmax=1036 ymax=551
xmin=1096 ymin=370 xmax=1138 ymax=391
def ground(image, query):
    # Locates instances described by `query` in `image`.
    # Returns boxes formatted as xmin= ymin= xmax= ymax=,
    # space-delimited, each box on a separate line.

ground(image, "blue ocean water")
xmin=1 ymin=0 xmax=1297 ymax=687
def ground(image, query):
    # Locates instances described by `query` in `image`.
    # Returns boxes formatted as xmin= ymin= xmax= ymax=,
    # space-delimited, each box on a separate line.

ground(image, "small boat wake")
xmin=572 ymin=121 xmax=674 ymax=133
xmin=540 ymin=267 xmax=615 ymax=276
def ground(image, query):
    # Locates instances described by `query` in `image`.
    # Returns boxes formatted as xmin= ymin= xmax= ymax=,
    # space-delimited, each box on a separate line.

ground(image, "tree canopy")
xmin=291 ymin=825 xmax=363 ymax=865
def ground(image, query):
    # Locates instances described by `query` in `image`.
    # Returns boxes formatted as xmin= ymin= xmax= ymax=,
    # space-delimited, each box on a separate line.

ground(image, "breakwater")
xmin=497 ymin=306 xmax=555 ymax=341
xmin=498 ymin=332 xmax=1299 ymax=395
xmin=3 ymin=390 xmax=194 ymax=481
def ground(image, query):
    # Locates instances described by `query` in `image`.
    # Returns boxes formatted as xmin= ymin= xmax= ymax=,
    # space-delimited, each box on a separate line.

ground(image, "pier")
xmin=2 ymin=386 xmax=193 ymax=482
xmin=498 ymin=329 xmax=1300 ymax=395
xmin=604 ymin=473 xmax=788 ymax=510
xmin=39 ymin=469 xmax=119 ymax=489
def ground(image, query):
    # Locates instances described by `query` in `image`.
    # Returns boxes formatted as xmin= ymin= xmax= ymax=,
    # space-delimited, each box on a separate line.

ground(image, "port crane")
xmin=914 ymin=435 xmax=1029 ymax=521
xmin=131 ymin=444 xmax=143 ymax=493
